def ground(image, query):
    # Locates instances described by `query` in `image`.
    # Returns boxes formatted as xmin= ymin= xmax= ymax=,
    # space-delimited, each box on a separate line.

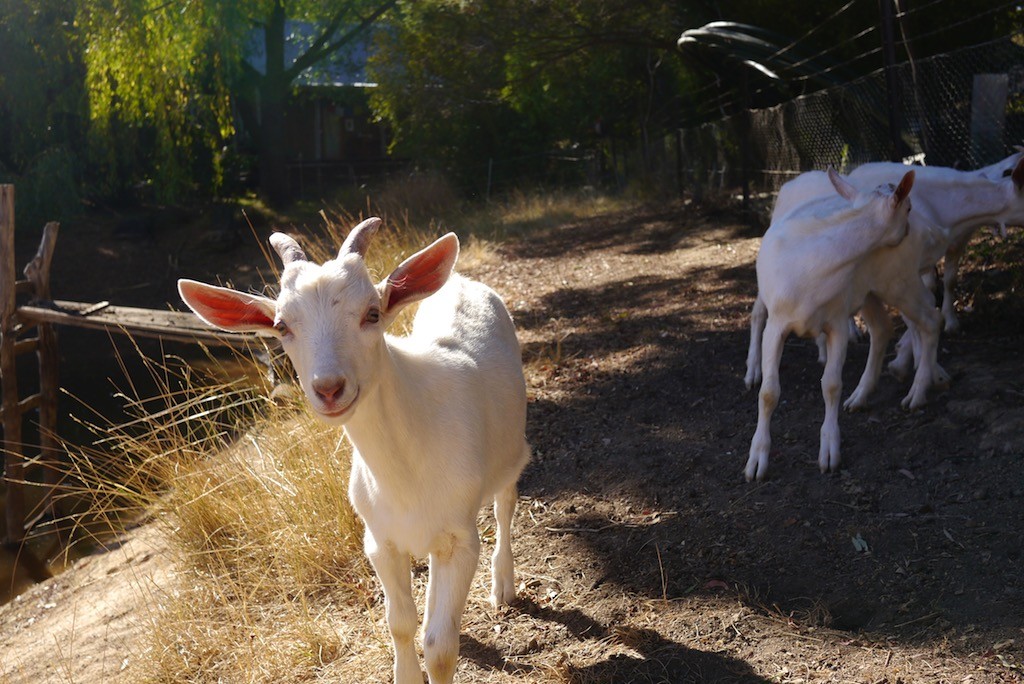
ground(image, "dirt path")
xmin=3 ymin=203 xmax=1024 ymax=682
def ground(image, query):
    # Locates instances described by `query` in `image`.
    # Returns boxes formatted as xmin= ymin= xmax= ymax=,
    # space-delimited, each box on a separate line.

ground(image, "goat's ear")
xmin=340 ymin=217 xmax=383 ymax=258
xmin=827 ymin=167 xmax=857 ymax=201
xmin=178 ymin=279 xmax=278 ymax=335
xmin=892 ymin=169 xmax=915 ymax=207
xmin=378 ymin=233 xmax=459 ymax=322
xmin=1012 ymin=156 xmax=1024 ymax=190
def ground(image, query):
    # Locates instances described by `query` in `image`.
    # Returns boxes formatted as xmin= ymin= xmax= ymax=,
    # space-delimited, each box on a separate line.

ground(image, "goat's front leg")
xmin=844 ymin=295 xmax=891 ymax=412
xmin=490 ymin=482 xmax=518 ymax=608
xmin=746 ymin=318 xmax=787 ymax=481
xmin=365 ymin=533 xmax=421 ymax=684
xmin=819 ymin=323 xmax=849 ymax=473
xmin=423 ymin=528 xmax=480 ymax=684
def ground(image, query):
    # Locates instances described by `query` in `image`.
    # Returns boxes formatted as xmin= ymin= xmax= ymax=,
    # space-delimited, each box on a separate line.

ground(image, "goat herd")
xmin=177 ymin=151 xmax=1024 ymax=683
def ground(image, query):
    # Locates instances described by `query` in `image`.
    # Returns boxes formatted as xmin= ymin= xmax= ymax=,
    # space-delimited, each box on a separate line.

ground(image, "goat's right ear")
xmin=378 ymin=233 xmax=459 ymax=323
xmin=892 ymin=169 xmax=915 ymax=206
xmin=178 ymin=279 xmax=278 ymax=335
xmin=827 ymin=166 xmax=858 ymax=201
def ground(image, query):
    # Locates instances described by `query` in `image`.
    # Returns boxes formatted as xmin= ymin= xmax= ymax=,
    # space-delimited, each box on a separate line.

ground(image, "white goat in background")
xmin=179 ymin=218 xmax=530 ymax=684
xmin=746 ymin=169 xmax=939 ymax=481
xmin=748 ymin=155 xmax=1024 ymax=412
xmin=849 ymin=154 xmax=1024 ymax=345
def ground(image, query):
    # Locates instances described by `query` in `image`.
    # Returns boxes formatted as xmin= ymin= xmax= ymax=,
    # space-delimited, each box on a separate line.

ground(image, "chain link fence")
xmin=675 ymin=32 xmax=1024 ymax=220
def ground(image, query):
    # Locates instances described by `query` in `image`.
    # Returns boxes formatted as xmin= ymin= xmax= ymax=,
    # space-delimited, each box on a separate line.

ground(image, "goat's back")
xmin=407 ymin=273 xmax=521 ymax=365
xmin=390 ymin=273 xmax=527 ymax=493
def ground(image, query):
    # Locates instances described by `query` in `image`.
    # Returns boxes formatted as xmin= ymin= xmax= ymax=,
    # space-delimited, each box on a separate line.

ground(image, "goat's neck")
xmin=918 ymin=179 xmax=1010 ymax=234
xmin=342 ymin=340 xmax=431 ymax=485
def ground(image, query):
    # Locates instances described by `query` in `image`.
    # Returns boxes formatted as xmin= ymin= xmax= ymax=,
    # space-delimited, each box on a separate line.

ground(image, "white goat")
xmin=748 ymin=156 xmax=1024 ymax=410
xmin=746 ymin=168 xmax=940 ymax=481
xmin=178 ymin=218 xmax=530 ymax=684
xmin=849 ymin=155 xmax=1024 ymax=339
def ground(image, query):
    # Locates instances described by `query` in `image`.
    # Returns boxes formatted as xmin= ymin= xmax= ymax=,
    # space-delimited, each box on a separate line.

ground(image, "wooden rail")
xmin=1 ymin=183 xmax=257 ymax=543
xmin=17 ymin=300 xmax=253 ymax=348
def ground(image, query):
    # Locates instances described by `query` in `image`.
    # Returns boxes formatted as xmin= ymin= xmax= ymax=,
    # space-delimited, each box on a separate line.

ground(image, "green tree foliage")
xmin=0 ymin=0 xmax=86 ymax=226
xmin=77 ymin=0 xmax=396 ymax=204
xmin=369 ymin=0 xmax=704 ymax=194
xmin=78 ymin=0 xmax=245 ymax=201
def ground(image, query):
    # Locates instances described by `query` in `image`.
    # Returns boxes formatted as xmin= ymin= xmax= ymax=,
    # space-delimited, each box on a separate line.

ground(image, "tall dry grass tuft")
xmin=60 ymin=336 xmax=372 ymax=680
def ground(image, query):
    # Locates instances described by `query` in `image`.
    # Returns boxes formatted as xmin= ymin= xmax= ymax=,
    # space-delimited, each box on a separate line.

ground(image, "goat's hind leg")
xmin=889 ymin=283 xmax=942 ymax=410
xmin=941 ymin=237 xmax=970 ymax=333
xmin=819 ymin=323 xmax=849 ymax=473
xmin=744 ymin=295 xmax=768 ymax=389
xmin=490 ymin=480 xmax=518 ymax=608
xmin=844 ymin=294 xmax=891 ymax=412
xmin=746 ymin=318 xmax=787 ymax=481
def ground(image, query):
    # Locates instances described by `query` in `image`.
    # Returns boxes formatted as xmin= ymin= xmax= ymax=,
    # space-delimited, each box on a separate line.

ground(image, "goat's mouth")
xmin=318 ymin=388 xmax=360 ymax=419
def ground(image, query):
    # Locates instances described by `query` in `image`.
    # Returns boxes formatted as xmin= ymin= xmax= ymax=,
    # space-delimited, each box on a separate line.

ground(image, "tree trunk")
xmin=259 ymin=1 xmax=290 ymax=207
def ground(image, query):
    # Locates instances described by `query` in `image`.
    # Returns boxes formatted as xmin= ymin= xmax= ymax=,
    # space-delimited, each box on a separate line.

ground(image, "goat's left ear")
xmin=178 ymin=279 xmax=278 ymax=335
xmin=1012 ymin=155 xmax=1024 ymax=190
xmin=378 ymin=233 xmax=459 ymax=322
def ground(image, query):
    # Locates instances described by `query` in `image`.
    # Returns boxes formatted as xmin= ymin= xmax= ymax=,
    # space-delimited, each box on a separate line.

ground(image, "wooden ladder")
xmin=0 ymin=186 xmax=60 ymax=543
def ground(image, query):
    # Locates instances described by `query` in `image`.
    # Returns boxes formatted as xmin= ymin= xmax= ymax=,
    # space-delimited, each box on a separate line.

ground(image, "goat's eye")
xmin=363 ymin=307 xmax=381 ymax=325
xmin=274 ymin=320 xmax=290 ymax=336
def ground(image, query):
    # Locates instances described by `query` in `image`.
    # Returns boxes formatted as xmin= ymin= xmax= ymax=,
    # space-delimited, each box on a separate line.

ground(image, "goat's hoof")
xmin=901 ymin=394 xmax=927 ymax=411
xmin=843 ymin=395 xmax=868 ymax=412
xmin=744 ymin=458 xmax=767 ymax=482
xmin=489 ymin=585 xmax=516 ymax=610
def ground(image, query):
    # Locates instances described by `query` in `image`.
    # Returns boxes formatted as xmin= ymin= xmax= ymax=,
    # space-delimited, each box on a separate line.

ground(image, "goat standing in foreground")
xmin=746 ymin=169 xmax=937 ymax=480
xmin=178 ymin=218 xmax=530 ymax=684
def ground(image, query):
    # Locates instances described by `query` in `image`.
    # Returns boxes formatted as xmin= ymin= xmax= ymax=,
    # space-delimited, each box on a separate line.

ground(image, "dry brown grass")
xmin=59 ymin=337 xmax=369 ymax=681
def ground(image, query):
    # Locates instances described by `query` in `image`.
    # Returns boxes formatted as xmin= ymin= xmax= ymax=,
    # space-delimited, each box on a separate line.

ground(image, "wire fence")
xmin=672 ymin=32 xmax=1024 ymax=220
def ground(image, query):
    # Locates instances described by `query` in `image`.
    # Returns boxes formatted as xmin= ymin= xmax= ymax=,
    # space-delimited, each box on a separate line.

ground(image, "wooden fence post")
xmin=24 ymin=222 xmax=60 ymax=525
xmin=1 ymin=184 xmax=26 ymax=543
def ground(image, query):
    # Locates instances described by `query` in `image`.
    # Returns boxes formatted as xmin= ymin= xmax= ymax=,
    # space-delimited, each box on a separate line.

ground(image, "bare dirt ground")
xmin=3 ymin=201 xmax=1024 ymax=682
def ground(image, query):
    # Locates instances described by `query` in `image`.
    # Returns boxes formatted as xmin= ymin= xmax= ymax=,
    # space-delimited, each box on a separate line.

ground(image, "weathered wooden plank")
xmin=17 ymin=300 xmax=257 ymax=348
xmin=13 ymin=337 xmax=39 ymax=356
xmin=16 ymin=393 xmax=41 ymax=415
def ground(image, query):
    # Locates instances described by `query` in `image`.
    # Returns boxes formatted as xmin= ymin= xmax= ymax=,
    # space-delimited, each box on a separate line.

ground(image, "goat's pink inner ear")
xmin=382 ymin=234 xmax=458 ymax=313
xmin=180 ymin=281 xmax=275 ymax=330
xmin=894 ymin=170 xmax=915 ymax=205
